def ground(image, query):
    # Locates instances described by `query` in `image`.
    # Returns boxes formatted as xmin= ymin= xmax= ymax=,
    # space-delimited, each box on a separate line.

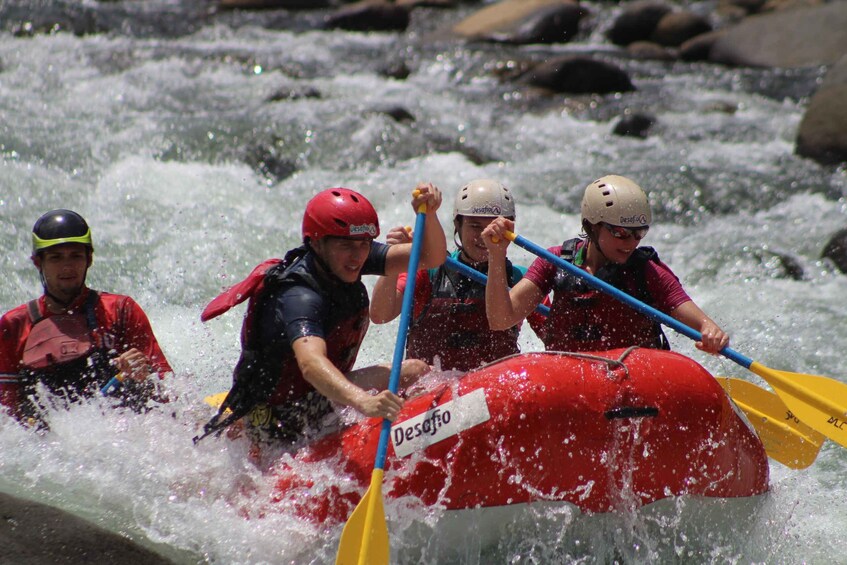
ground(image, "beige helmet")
xmin=453 ymin=179 xmax=516 ymax=220
xmin=581 ymin=175 xmax=651 ymax=227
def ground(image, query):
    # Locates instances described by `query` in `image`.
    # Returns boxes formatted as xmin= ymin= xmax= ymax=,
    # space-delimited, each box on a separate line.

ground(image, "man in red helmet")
xmin=0 ymin=210 xmax=172 ymax=427
xmin=197 ymin=184 xmax=446 ymax=454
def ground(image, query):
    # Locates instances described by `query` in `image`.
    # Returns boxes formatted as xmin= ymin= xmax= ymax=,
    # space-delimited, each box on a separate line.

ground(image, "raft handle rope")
xmin=476 ymin=347 xmax=638 ymax=382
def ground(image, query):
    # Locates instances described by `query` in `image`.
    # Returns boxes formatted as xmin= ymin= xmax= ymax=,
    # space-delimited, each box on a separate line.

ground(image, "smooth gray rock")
xmin=710 ymin=2 xmax=847 ymax=67
xmin=0 ymin=492 xmax=174 ymax=565
xmin=796 ymin=55 xmax=847 ymax=165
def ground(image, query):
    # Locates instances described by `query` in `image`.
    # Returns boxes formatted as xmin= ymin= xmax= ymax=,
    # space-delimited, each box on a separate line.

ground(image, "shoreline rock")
xmin=0 ymin=491 xmax=175 ymax=564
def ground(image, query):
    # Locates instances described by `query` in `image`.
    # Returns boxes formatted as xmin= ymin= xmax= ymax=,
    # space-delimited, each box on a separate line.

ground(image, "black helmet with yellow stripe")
xmin=31 ymin=209 xmax=93 ymax=257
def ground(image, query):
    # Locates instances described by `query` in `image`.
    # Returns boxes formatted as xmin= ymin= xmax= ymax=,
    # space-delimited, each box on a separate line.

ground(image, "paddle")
xmin=100 ymin=373 xmax=126 ymax=396
xmin=449 ymin=254 xmax=822 ymax=467
xmin=717 ymin=377 xmax=824 ymax=469
xmin=335 ymin=201 xmax=429 ymax=565
xmin=503 ymin=231 xmax=847 ymax=449
xmin=444 ymin=256 xmax=550 ymax=315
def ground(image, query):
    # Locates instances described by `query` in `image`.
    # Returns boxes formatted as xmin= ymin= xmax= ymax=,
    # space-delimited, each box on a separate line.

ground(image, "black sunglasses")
xmin=600 ymin=222 xmax=649 ymax=241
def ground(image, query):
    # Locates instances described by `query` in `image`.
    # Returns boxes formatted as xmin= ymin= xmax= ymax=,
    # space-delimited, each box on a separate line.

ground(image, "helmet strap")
xmin=584 ymin=223 xmax=611 ymax=269
xmin=36 ymin=255 xmax=89 ymax=310
xmin=306 ymin=239 xmax=350 ymax=285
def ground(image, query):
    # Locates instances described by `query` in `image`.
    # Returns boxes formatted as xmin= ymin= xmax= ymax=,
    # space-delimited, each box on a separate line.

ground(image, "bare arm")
xmin=370 ymin=226 xmax=412 ymax=324
xmin=670 ymin=300 xmax=730 ymax=354
xmin=370 ymin=275 xmax=403 ymax=323
xmin=482 ymin=217 xmax=545 ymax=330
xmin=292 ymin=335 xmax=404 ymax=420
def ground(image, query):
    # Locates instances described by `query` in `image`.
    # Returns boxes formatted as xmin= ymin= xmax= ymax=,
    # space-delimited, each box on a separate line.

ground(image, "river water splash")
xmin=1 ymin=1 xmax=846 ymax=563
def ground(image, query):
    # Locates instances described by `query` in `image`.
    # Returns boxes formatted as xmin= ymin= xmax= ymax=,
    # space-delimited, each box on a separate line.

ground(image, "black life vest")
xmin=540 ymin=238 xmax=670 ymax=352
xmin=195 ymin=246 xmax=370 ymax=442
xmin=406 ymin=258 xmax=521 ymax=371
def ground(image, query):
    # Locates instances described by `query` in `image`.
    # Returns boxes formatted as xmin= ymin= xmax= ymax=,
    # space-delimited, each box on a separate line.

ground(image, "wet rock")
xmin=612 ymin=113 xmax=656 ymax=138
xmin=368 ymin=105 xmax=416 ymax=123
xmin=266 ymin=86 xmax=322 ymax=102
xmin=760 ymin=0 xmax=825 ymax=13
xmin=710 ymin=2 xmax=847 ymax=68
xmin=822 ymin=228 xmax=847 ymax=274
xmin=426 ymin=135 xmax=497 ymax=166
xmin=796 ymin=85 xmax=847 ymax=165
xmin=751 ymin=249 xmax=805 ymax=280
xmin=0 ymin=492 xmax=173 ymax=564
xmin=651 ymin=11 xmax=712 ymax=47
xmin=379 ymin=60 xmax=412 ymax=80
xmin=244 ymin=140 xmax=298 ymax=182
xmin=397 ymin=0 xmax=460 ymax=6
xmin=718 ymin=0 xmax=768 ymax=15
xmin=626 ymin=40 xmax=675 ymax=62
xmin=452 ymin=0 xmax=581 ymax=44
xmin=219 ymin=0 xmax=331 ymax=8
xmin=606 ymin=1 xmax=672 ymax=46
xmin=324 ymin=1 xmax=410 ymax=32
xmin=679 ymin=30 xmax=726 ymax=62
xmin=517 ymin=56 xmax=635 ymax=95
xmin=482 ymin=3 xmax=584 ymax=45
xmin=796 ymin=55 xmax=847 ymax=166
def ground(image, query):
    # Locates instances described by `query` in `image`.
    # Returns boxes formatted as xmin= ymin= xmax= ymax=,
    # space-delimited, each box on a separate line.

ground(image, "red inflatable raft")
xmin=270 ymin=348 xmax=769 ymax=523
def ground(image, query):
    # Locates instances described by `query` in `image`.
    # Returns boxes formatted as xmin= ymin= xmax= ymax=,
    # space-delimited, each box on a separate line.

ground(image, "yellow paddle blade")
xmin=204 ymin=392 xmax=229 ymax=410
xmin=336 ymin=469 xmax=389 ymax=565
xmin=750 ymin=362 xmax=847 ymax=449
xmin=718 ymin=377 xmax=825 ymax=469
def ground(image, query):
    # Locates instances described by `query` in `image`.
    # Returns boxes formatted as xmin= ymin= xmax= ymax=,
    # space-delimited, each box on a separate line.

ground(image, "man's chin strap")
xmin=305 ymin=240 xmax=358 ymax=285
xmin=39 ymin=270 xmax=86 ymax=310
xmin=457 ymin=247 xmax=490 ymax=270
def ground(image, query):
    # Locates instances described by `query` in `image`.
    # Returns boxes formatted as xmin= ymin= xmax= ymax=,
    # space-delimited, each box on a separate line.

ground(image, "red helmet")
xmin=302 ymin=187 xmax=380 ymax=241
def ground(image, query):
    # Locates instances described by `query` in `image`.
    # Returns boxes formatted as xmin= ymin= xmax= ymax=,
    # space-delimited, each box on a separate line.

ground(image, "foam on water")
xmin=1 ymin=9 xmax=847 ymax=563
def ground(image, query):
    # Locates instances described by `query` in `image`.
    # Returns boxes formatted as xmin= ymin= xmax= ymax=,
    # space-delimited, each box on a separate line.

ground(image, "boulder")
xmin=612 ymin=112 xmax=657 ymax=138
xmin=796 ymin=55 xmax=847 ymax=165
xmin=710 ymin=2 xmax=847 ymax=67
xmin=324 ymin=1 xmax=410 ymax=32
xmin=822 ymin=228 xmax=847 ymax=274
xmin=0 ymin=492 xmax=173 ymax=564
xmin=606 ymin=1 xmax=672 ymax=46
xmin=452 ymin=0 xmax=581 ymax=44
xmin=679 ymin=29 xmax=726 ymax=62
xmin=650 ymin=11 xmax=712 ymax=47
xmin=484 ymin=3 xmax=584 ymax=45
xmin=517 ymin=56 xmax=635 ymax=94
xmin=626 ymin=40 xmax=675 ymax=61
xmin=219 ymin=0 xmax=330 ymax=8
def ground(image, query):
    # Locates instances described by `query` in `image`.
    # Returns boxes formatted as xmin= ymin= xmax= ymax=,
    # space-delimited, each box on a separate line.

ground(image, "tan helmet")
xmin=581 ymin=175 xmax=651 ymax=227
xmin=453 ymin=179 xmax=516 ymax=220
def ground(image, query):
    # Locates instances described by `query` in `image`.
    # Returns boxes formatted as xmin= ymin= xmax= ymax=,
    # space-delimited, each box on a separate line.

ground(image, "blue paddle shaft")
xmin=100 ymin=375 xmax=123 ymax=396
xmin=510 ymin=233 xmax=754 ymax=369
xmin=444 ymin=256 xmax=550 ymax=316
xmin=373 ymin=209 xmax=428 ymax=471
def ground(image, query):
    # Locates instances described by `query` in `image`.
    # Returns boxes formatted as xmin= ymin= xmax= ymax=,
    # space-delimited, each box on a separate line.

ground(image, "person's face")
xmin=458 ymin=216 xmax=498 ymax=263
xmin=596 ymin=222 xmax=648 ymax=264
xmin=33 ymin=243 xmax=91 ymax=299
xmin=313 ymin=236 xmax=372 ymax=283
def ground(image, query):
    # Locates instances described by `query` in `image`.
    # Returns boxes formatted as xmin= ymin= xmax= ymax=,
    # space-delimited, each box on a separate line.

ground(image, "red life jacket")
xmin=197 ymin=247 xmax=370 ymax=440
xmin=20 ymin=291 xmax=116 ymax=397
xmin=406 ymin=258 xmax=521 ymax=371
xmin=539 ymin=238 xmax=669 ymax=353
xmin=18 ymin=291 xmax=153 ymax=424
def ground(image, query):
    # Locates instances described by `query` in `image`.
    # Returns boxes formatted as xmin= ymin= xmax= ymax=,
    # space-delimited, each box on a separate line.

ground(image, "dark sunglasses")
xmin=600 ymin=222 xmax=649 ymax=241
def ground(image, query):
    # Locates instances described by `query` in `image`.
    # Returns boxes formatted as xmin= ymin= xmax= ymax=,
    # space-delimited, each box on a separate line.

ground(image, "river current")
xmin=1 ymin=1 xmax=846 ymax=563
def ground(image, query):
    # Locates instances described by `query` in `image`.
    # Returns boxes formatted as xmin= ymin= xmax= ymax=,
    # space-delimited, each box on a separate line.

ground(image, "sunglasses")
xmin=600 ymin=222 xmax=649 ymax=241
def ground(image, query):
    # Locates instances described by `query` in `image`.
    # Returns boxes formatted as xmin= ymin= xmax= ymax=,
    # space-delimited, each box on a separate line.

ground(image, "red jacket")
xmin=0 ymin=288 xmax=171 ymax=418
